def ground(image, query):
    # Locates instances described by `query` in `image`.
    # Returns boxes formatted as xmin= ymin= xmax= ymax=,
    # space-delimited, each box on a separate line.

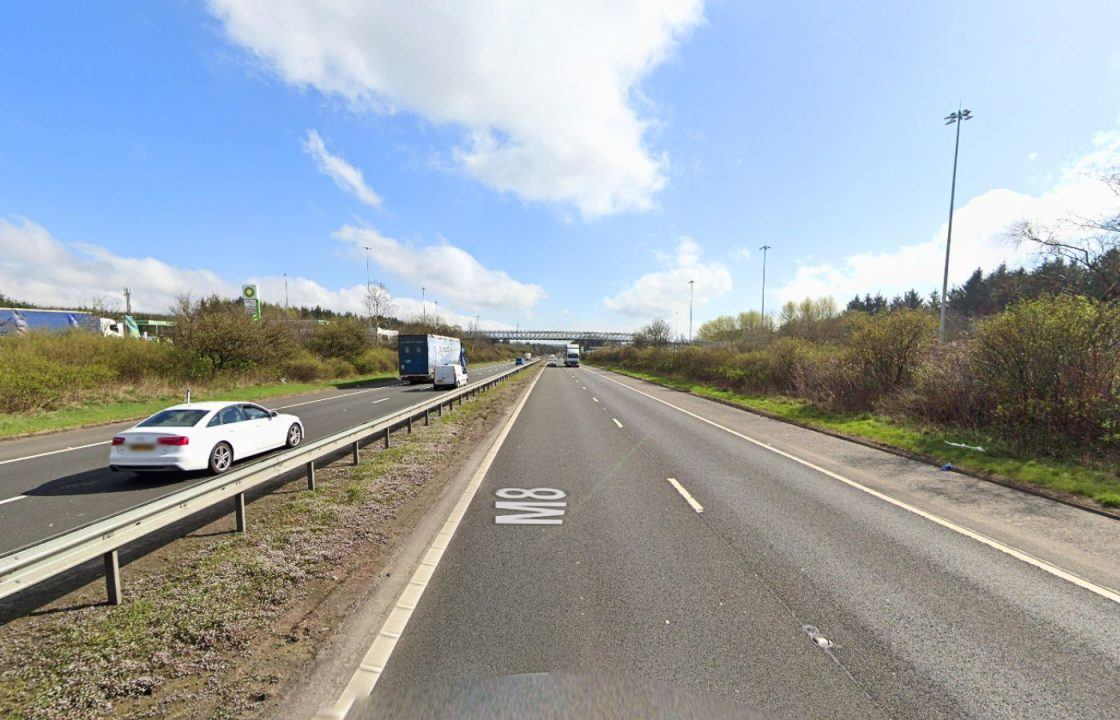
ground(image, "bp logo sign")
xmin=241 ymin=284 xmax=261 ymax=320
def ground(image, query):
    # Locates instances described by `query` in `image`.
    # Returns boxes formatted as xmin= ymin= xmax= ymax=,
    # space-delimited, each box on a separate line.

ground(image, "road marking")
xmin=0 ymin=495 xmax=27 ymax=506
xmin=495 ymin=488 xmax=567 ymax=525
xmin=0 ymin=440 xmax=111 ymax=466
xmin=277 ymin=387 xmax=382 ymax=409
xmin=317 ymin=362 xmax=544 ymax=720
xmin=589 ymin=370 xmax=1120 ymax=605
xmin=0 ymin=377 xmax=447 ymax=466
xmin=667 ymin=477 xmax=704 ymax=513
xmin=592 ymin=397 xmax=600 ymax=403
xmin=371 ymin=398 xmax=388 ymax=405
xmin=581 ymin=386 xmax=588 ymax=390
xmin=612 ymin=418 xmax=623 ymax=429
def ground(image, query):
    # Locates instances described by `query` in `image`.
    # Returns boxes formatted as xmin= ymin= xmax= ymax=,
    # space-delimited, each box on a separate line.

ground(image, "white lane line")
xmin=371 ymin=398 xmax=388 ymax=405
xmin=592 ymin=397 xmax=600 ymax=403
xmin=589 ymin=369 xmax=1120 ymax=605
xmin=277 ymin=387 xmax=383 ymax=409
xmin=0 ymin=495 xmax=27 ymax=506
xmin=667 ymin=477 xmax=704 ymax=513
xmin=0 ymin=440 xmax=111 ymax=466
xmin=612 ymin=418 xmax=623 ymax=429
xmin=317 ymin=365 xmax=544 ymax=720
xmin=0 ymin=382 xmax=416 ymax=466
xmin=581 ymin=386 xmax=588 ymax=390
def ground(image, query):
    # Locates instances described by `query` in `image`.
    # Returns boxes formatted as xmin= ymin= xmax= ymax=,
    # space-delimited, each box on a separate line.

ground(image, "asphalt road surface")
xmin=352 ymin=365 xmax=1120 ymax=720
xmin=0 ymin=362 xmax=517 ymax=557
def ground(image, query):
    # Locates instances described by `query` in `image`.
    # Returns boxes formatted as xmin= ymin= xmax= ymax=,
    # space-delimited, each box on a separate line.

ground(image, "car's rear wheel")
xmin=285 ymin=423 xmax=303 ymax=448
xmin=208 ymin=442 xmax=233 ymax=474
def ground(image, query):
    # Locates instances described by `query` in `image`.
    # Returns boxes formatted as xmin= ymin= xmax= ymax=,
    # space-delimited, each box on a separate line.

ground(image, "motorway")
xmin=0 ymin=362 xmax=517 ymax=557
xmin=340 ymin=365 xmax=1120 ymax=719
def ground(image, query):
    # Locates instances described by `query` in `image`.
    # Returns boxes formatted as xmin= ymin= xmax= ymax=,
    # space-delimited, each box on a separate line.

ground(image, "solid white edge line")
xmin=588 ymin=369 xmax=1120 ymax=605
xmin=0 ymin=370 xmax=516 ymax=466
xmin=612 ymin=418 xmax=623 ymax=429
xmin=277 ymin=387 xmax=381 ymax=409
xmin=316 ymin=367 xmax=544 ymax=720
xmin=0 ymin=495 xmax=27 ymax=506
xmin=0 ymin=440 xmax=111 ymax=466
xmin=667 ymin=477 xmax=704 ymax=513
xmin=0 ymin=387 xmax=390 ymax=466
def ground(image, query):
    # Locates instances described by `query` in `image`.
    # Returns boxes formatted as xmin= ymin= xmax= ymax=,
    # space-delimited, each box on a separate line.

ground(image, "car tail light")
xmin=111 ymin=436 xmax=125 ymax=446
xmin=157 ymin=436 xmax=190 ymax=446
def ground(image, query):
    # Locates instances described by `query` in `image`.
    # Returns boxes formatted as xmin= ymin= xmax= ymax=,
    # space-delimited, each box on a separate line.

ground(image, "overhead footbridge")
xmin=479 ymin=330 xmax=632 ymax=347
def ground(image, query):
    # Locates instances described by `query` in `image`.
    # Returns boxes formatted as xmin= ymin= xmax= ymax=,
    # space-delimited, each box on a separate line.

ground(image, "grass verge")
xmin=595 ymin=365 xmax=1120 ymax=509
xmin=0 ymin=367 xmax=536 ymax=720
xmin=0 ymin=374 xmax=399 ymax=440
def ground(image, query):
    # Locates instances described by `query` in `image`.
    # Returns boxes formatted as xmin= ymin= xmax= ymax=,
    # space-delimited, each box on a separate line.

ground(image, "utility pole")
xmin=421 ymin=286 xmax=426 ymax=326
xmin=759 ymin=245 xmax=772 ymax=320
xmin=688 ymin=279 xmax=695 ymax=342
xmin=939 ymin=106 xmax=973 ymax=343
xmin=283 ymin=273 xmax=289 ymax=310
xmin=123 ymin=287 xmax=132 ymax=315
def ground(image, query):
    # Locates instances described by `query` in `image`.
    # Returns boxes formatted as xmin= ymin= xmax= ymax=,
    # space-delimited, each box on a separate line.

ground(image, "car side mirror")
xmin=270 ymin=410 xmax=278 ymax=418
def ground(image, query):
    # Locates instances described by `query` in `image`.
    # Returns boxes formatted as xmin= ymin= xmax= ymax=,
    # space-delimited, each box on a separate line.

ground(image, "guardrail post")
xmin=306 ymin=461 xmax=316 ymax=491
xmin=438 ymin=403 xmax=443 ymax=417
xmin=234 ymin=492 xmax=246 ymax=533
xmin=383 ymin=428 xmax=391 ymax=449
xmin=104 ymin=550 xmax=122 ymax=605
xmin=407 ymin=416 xmax=413 ymax=434
xmin=352 ymin=440 xmax=360 ymax=465
xmin=424 ymin=408 xmax=430 ymax=426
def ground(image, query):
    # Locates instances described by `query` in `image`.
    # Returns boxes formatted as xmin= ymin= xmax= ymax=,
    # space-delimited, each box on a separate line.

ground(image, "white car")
xmin=108 ymin=402 xmax=304 ymax=475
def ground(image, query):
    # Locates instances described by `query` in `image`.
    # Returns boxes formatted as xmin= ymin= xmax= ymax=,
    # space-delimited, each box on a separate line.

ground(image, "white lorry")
xmin=564 ymin=343 xmax=580 ymax=367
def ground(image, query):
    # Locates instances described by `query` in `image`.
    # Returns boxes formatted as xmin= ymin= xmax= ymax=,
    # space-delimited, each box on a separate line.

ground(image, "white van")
xmin=434 ymin=364 xmax=467 ymax=389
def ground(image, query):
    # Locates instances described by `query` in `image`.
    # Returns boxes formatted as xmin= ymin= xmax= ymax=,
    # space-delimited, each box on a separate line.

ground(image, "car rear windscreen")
xmin=137 ymin=409 xmax=208 ymax=427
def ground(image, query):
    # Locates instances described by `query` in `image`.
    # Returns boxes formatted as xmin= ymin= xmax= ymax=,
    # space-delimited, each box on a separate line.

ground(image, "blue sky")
xmin=2 ymin=1 xmax=1119 ymax=332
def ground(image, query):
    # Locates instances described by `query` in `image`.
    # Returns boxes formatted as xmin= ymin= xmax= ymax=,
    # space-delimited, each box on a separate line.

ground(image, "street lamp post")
xmin=939 ymin=106 xmax=973 ymax=343
xmin=421 ymin=286 xmax=426 ymax=326
xmin=688 ymin=280 xmax=695 ymax=342
xmin=362 ymin=245 xmax=374 ymax=329
xmin=759 ymin=245 xmax=772 ymax=321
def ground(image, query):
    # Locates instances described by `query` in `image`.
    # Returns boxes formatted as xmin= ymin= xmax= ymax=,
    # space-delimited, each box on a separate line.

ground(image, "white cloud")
xmin=0 ymin=217 xmax=231 ymax=311
xmin=775 ymin=130 xmax=1120 ymax=304
xmin=604 ymin=236 xmax=732 ymax=318
xmin=210 ymin=0 xmax=703 ymax=217
xmin=0 ymin=217 xmax=511 ymax=328
xmin=1027 ymin=152 xmax=1039 ymax=163
xmin=302 ymin=129 xmax=382 ymax=208
xmin=729 ymin=246 xmax=752 ymax=263
xmin=335 ymin=226 xmax=545 ymax=312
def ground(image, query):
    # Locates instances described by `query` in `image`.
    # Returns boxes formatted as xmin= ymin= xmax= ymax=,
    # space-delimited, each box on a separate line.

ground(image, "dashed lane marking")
xmin=667 ymin=477 xmax=704 ymax=513
xmin=588 ymin=369 xmax=1120 ymax=606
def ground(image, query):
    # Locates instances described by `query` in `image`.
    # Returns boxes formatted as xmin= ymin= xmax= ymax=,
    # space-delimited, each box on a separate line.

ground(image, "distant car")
xmin=515 ymin=357 xmax=525 ymax=365
xmin=108 ymin=402 xmax=304 ymax=475
xmin=434 ymin=364 xmax=468 ymax=389
xmin=547 ymin=359 xmax=557 ymax=367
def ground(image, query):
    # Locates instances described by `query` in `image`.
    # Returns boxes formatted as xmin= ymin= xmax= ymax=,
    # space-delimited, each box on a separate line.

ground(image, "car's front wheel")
xmin=285 ymin=423 xmax=303 ymax=448
xmin=208 ymin=442 xmax=233 ymax=475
